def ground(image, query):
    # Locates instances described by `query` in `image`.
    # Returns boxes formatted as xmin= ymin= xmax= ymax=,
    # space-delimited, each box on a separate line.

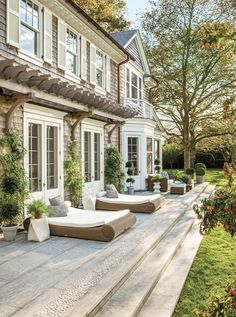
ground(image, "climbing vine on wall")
xmin=64 ymin=140 xmax=84 ymax=207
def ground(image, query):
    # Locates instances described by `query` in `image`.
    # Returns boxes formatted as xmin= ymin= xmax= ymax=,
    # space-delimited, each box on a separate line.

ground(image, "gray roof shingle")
xmin=110 ymin=30 xmax=138 ymax=47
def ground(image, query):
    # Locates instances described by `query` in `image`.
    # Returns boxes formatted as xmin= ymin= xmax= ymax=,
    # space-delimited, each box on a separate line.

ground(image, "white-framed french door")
xmin=81 ymin=122 xmax=104 ymax=198
xmin=24 ymin=105 xmax=64 ymax=202
xmin=125 ymin=135 xmax=142 ymax=190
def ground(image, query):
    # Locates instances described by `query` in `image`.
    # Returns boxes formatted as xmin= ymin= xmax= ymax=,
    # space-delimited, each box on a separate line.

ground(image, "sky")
xmin=125 ymin=0 xmax=150 ymax=24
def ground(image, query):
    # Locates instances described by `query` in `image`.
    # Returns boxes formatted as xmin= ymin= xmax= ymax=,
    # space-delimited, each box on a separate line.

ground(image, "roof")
xmin=65 ymin=0 xmax=135 ymax=61
xmin=110 ymin=30 xmax=138 ymax=47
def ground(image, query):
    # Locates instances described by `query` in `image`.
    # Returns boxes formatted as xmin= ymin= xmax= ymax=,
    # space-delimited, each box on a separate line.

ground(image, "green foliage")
xmin=2 ymin=176 xmax=20 ymax=194
xmin=27 ymin=199 xmax=51 ymax=218
xmin=64 ymin=141 xmax=83 ymax=208
xmin=163 ymin=144 xmax=182 ymax=169
xmin=105 ymin=147 xmax=125 ymax=193
xmin=195 ymin=163 xmax=207 ymax=171
xmin=194 ymin=186 xmax=236 ymax=237
xmin=154 ymin=159 xmax=161 ymax=173
xmin=74 ymin=0 xmax=130 ymax=32
xmin=173 ymin=227 xmax=236 ymax=316
xmin=194 ymin=279 xmax=236 ymax=316
xmin=196 ymin=167 xmax=206 ymax=176
xmin=0 ymin=202 xmax=20 ymax=225
xmin=125 ymin=161 xmax=135 ymax=187
xmin=0 ymin=131 xmax=29 ymax=224
xmin=181 ymin=175 xmax=192 ymax=184
xmin=186 ymin=168 xmax=195 ymax=176
xmin=152 ymin=174 xmax=162 ymax=182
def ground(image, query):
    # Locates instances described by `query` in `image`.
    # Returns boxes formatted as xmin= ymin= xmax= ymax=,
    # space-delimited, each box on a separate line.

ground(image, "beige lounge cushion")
xmin=48 ymin=208 xmax=130 ymax=228
xmin=98 ymin=193 xmax=162 ymax=204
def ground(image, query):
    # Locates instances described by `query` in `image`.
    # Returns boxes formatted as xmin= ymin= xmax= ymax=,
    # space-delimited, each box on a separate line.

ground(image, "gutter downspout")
xmin=117 ymin=56 xmax=130 ymax=153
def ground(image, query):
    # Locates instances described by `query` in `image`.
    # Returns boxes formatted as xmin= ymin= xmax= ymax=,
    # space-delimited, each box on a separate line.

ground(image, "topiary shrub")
xmin=185 ymin=168 xmax=195 ymax=177
xmin=2 ymin=176 xmax=20 ymax=194
xmin=196 ymin=167 xmax=206 ymax=176
xmin=154 ymin=159 xmax=161 ymax=173
xmin=195 ymin=163 xmax=206 ymax=170
xmin=0 ymin=202 xmax=20 ymax=225
xmin=181 ymin=175 xmax=192 ymax=184
xmin=126 ymin=161 xmax=135 ymax=187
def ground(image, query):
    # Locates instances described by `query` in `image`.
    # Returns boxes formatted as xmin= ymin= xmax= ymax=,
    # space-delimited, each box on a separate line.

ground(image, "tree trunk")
xmin=190 ymin=149 xmax=196 ymax=168
xmin=184 ymin=146 xmax=191 ymax=170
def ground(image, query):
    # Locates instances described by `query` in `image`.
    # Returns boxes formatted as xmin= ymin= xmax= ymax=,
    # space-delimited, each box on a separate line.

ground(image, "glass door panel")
xmin=94 ymin=132 xmax=100 ymax=181
xmin=28 ymin=123 xmax=42 ymax=192
xmin=128 ymin=137 xmax=139 ymax=175
xmin=46 ymin=126 xmax=58 ymax=190
xmin=84 ymin=131 xmax=92 ymax=183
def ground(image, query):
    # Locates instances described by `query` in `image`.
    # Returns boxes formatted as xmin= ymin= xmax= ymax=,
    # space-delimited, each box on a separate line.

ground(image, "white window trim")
xmin=19 ymin=0 xmax=42 ymax=59
xmin=125 ymin=66 xmax=143 ymax=100
xmin=66 ymin=27 xmax=80 ymax=77
xmin=96 ymin=49 xmax=106 ymax=90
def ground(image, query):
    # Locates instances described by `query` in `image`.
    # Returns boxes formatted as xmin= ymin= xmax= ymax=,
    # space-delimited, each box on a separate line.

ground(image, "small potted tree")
xmin=196 ymin=167 xmax=206 ymax=184
xmin=27 ymin=199 xmax=51 ymax=219
xmin=0 ymin=201 xmax=21 ymax=241
xmin=125 ymin=161 xmax=135 ymax=195
xmin=152 ymin=174 xmax=162 ymax=193
xmin=154 ymin=159 xmax=161 ymax=174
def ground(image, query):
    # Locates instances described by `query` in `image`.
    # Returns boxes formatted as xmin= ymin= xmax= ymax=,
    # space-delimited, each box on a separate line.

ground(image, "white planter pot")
xmin=127 ymin=186 xmax=135 ymax=195
xmin=1 ymin=225 xmax=19 ymax=241
xmin=153 ymin=182 xmax=161 ymax=193
xmin=196 ymin=175 xmax=204 ymax=184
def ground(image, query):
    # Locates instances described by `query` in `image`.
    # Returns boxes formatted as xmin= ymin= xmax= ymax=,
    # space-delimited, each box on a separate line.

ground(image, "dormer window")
xmin=96 ymin=50 xmax=105 ymax=88
xmin=20 ymin=0 xmax=39 ymax=55
xmin=66 ymin=29 xmax=78 ymax=75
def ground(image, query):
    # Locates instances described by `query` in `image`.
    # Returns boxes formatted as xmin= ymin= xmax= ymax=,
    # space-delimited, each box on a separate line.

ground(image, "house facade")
xmin=0 ymin=0 xmax=163 ymax=201
xmin=111 ymin=30 xmax=164 ymax=190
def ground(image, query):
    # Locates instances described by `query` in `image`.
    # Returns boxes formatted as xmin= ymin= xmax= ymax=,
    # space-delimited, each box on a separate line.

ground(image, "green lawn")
xmin=172 ymin=167 xmax=236 ymax=316
xmin=173 ymin=227 xmax=236 ymax=316
xmin=165 ymin=168 xmax=228 ymax=186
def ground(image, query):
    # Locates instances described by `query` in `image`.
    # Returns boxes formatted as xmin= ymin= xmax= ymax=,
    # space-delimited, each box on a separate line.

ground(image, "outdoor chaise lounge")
xmin=24 ymin=208 xmax=136 ymax=242
xmin=94 ymin=193 xmax=166 ymax=213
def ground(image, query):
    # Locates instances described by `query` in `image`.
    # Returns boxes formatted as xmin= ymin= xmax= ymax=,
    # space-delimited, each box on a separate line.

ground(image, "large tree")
xmin=141 ymin=0 xmax=236 ymax=169
xmin=74 ymin=0 xmax=129 ymax=32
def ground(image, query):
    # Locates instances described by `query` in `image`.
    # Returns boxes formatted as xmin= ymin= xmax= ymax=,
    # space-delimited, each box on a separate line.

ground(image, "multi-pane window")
xmin=20 ymin=0 xmax=39 ymax=55
xmin=126 ymin=68 xmax=142 ymax=99
xmin=66 ymin=29 xmax=78 ymax=75
xmin=126 ymin=68 xmax=130 ymax=98
xmin=146 ymin=137 xmax=153 ymax=174
xmin=94 ymin=133 xmax=101 ymax=181
xmin=84 ymin=131 xmax=92 ymax=182
xmin=47 ymin=126 xmax=58 ymax=189
xmin=96 ymin=50 xmax=104 ymax=88
xmin=128 ymin=137 xmax=139 ymax=176
xmin=28 ymin=123 xmax=42 ymax=192
xmin=131 ymin=72 xmax=138 ymax=99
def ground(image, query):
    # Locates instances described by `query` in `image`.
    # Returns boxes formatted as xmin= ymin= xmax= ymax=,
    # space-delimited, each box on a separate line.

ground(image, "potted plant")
xmin=152 ymin=174 xmax=162 ymax=193
xmin=125 ymin=161 xmax=135 ymax=195
xmin=27 ymin=199 xmax=51 ymax=219
xmin=0 ymin=201 xmax=21 ymax=241
xmin=154 ymin=159 xmax=161 ymax=174
xmin=185 ymin=168 xmax=195 ymax=179
xmin=196 ymin=167 xmax=206 ymax=184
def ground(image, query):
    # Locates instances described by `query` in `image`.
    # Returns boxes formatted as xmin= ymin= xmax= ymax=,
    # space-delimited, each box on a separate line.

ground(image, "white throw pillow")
xmin=28 ymin=218 xmax=50 ymax=242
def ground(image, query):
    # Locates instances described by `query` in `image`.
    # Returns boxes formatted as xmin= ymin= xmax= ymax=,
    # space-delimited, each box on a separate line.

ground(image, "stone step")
xmin=93 ymin=210 xmax=195 ymax=317
xmin=137 ymin=219 xmax=203 ymax=317
xmin=93 ymin=185 xmax=215 ymax=317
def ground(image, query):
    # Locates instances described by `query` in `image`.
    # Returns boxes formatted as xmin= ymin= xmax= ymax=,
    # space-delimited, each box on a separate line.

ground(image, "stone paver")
xmin=0 ymin=184 xmax=211 ymax=317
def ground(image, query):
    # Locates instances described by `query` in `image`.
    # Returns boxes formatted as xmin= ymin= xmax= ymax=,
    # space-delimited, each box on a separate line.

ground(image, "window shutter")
xmin=90 ymin=44 xmax=96 ymax=85
xmin=43 ymin=8 xmax=52 ymax=64
xmin=106 ymin=56 xmax=111 ymax=93
xmin=81 ymin=36 xmax=87 ymax=80
xmin=58 ymin=19 xmax=67 ymax=70
xmin=7 ymin=0 xmax=20 ymax=48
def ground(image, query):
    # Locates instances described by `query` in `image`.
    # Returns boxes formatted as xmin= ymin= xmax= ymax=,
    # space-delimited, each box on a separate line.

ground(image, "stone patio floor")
xmin=0 ymin=190 xmax=199 ymax=317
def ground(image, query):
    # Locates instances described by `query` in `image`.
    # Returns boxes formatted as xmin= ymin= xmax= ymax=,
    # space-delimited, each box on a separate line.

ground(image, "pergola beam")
xmin=71 ymin=111 xmax=92 ymax=139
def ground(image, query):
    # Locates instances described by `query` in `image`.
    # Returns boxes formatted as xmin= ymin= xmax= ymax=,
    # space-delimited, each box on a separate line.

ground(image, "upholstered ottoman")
xmin=170 ymin=183 xmax=186 ymax=195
